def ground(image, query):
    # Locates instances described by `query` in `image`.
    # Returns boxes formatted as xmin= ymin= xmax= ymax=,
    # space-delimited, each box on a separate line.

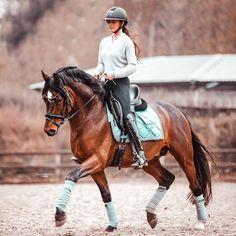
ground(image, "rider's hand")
xmin=105 ymin=72 xmax=114 ymax=80
xmin=94 ymin=71 xmax=101 ymax=80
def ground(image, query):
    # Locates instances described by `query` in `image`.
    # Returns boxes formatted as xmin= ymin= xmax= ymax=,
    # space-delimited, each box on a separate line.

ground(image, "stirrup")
xmin=131 ymin=159 xmax=148 ymax=169
xmin=131 ymin=151 xmax=148 ymax=169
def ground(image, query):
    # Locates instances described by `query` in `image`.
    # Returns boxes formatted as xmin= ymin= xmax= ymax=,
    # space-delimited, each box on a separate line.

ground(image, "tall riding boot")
xmin=125 ymin=113 xmax=148 ymax=169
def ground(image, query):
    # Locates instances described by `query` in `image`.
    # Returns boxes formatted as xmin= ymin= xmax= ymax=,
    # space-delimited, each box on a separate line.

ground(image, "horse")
xmin=41 ymin=66 xmax=214 ymax=232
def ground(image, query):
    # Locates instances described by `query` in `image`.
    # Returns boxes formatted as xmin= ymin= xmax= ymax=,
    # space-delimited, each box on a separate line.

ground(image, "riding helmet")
xmin=104 ymin=6 xmax=128 ymax=24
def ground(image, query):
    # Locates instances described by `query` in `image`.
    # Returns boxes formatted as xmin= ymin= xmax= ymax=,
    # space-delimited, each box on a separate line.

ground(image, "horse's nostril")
xmin=46 ymin=129 xmax=57 ymax=136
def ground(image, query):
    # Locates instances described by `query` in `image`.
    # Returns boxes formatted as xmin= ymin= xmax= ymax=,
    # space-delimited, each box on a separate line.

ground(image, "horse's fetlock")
xmin=102 ymin=192 xmax=112 ymax=203
xmin=161 ymin=171 xmax=175 ymax=188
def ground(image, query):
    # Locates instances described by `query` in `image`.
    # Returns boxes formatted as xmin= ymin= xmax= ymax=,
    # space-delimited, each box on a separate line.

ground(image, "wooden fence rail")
xmin=0 ymin=149 xmax=72 ymax=156
xmin=0 ymin=148 xmax=235 ymax=183
xmin=0 ymin=148 xmax=236 ymax=156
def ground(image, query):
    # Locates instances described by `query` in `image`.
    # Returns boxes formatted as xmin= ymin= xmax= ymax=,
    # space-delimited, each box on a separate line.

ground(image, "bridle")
xmin=43 ymin=73 xmax=108 ymax=128
xmin=44 ymin=91 xmax=96 ymax=128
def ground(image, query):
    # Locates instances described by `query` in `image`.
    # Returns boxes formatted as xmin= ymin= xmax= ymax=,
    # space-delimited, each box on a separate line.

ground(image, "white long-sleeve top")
xmin=96 ymin=33 xmax=137 ymax=79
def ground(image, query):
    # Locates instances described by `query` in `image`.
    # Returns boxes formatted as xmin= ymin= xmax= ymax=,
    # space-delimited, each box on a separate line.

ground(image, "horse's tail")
xmin=188 ymin=128 xmax=215 ymax=206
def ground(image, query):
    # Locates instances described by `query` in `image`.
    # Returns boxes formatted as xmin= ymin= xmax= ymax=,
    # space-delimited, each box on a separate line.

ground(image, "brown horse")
xmin=41 ymin=66 xmax=213 ymax=232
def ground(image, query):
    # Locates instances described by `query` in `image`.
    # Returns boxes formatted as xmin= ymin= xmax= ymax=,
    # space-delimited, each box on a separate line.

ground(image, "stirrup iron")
xmin=131 ymin=150 xmax=148 ymax=169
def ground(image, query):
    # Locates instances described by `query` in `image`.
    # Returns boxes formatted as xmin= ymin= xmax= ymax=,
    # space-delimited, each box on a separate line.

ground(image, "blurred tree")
xmin=2 ymin=0 xmax=65 ymax=49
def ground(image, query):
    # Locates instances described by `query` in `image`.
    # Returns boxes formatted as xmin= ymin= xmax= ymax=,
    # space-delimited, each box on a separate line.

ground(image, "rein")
xmin=67 ymin=93 xmax=96 ymax=120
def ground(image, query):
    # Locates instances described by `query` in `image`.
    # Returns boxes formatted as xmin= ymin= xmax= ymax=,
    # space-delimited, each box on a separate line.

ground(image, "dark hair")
xmin=122 ymin=26 xmax=141 ymax=60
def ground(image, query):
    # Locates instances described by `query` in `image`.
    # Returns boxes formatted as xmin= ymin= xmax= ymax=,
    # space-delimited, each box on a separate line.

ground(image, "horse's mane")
xmin=47 ymin=66 xmax=105 ymax=101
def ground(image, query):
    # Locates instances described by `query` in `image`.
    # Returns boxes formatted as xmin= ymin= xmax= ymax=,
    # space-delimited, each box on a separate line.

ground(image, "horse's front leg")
xmin=91 ymin=171 xmax=118 ymax=232
xmin=55 ymin=155 xmax=103 ymax=227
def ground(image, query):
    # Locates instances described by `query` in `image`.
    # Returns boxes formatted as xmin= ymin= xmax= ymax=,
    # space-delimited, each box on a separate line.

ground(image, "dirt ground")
xmin=0 ymin=177 xmax=235 ymax=236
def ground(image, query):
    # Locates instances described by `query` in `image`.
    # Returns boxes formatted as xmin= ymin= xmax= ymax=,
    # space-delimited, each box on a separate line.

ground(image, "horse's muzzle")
xmin=44 ymin=127 xmax=57 ymax=136
xmin=44 ymin=113 xmax=65 ymax=136
xmin=44 ymin=122 xmax=58 ymax=136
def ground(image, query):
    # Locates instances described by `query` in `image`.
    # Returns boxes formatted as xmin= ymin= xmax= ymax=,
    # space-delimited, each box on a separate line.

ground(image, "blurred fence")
xmin=0 ymin=148 xmax=235 ymax=183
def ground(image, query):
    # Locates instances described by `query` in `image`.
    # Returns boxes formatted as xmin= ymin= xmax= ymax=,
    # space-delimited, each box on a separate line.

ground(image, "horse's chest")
xmin=70 ymin=138 xmax=93 ymax=160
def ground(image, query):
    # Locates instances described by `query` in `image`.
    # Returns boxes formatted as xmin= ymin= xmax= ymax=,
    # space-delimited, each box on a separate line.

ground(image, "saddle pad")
xmin=106 ymin=105 xmax=164 ymax=143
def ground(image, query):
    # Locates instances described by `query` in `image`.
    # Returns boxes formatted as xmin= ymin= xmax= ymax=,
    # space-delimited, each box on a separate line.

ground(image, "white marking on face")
xmin=47 ymin=91 xmax=53 ymax=99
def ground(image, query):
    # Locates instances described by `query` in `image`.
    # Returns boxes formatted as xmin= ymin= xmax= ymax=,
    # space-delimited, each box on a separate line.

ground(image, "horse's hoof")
xmin=55 ymin=208 xmax=66 ymax=227
xmin=105 ymin=225 xmax=117 ymax=232
xmin=195 ymin=221 xmax=205 ymax=230
xmin=146 ymin=211 xmax=157 ymax=229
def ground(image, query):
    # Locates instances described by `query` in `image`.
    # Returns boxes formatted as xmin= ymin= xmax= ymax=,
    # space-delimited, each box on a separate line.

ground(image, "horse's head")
xmin=41 ymin=67 xmax=105 ymax=136
xmin=41 ymin=70 xmax=74 ymax=136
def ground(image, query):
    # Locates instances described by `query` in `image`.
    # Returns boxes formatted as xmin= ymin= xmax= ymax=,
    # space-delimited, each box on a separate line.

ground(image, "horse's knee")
xmin=66 ymin=166 xmax=84 ymax=182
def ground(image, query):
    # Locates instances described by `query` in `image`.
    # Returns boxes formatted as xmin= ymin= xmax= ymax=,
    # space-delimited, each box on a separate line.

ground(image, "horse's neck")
xmin=69 ymin=99 xmax=107 ymax=156
xmin=69 ymin=98 xmax=106 ymax=131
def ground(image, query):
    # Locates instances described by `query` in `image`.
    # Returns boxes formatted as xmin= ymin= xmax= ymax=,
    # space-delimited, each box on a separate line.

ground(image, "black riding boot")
xmin=125 ymin=113 xmax=148 ymax=169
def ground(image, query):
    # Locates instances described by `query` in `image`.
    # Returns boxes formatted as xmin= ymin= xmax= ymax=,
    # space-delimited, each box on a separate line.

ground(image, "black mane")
xmin=44 ymin=66 xmax=105 ymax=101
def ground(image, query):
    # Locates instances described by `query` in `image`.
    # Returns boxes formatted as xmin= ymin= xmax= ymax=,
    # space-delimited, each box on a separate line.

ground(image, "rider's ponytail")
xmin=122 ymin=26 xmax=141 ymax=61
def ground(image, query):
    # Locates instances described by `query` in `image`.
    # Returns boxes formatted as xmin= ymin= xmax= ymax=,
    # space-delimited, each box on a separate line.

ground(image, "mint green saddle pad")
xmin=106 ymin=105 xmax=164 ymax=143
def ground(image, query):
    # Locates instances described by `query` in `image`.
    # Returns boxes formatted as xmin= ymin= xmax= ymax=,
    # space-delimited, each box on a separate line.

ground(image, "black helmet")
xmin=104 ymin=6 xmax=128 ymax=24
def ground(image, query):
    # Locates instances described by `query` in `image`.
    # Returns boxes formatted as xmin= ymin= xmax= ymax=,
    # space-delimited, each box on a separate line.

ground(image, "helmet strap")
xmin=114 ymin=21 xmax=124 ymax=34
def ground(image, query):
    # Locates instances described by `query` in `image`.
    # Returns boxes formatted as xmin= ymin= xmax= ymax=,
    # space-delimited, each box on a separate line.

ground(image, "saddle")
xmin=107 ymin=84 xmax=147 ymax=168
xmin=107 ymin=84 xmax=147 ymax=131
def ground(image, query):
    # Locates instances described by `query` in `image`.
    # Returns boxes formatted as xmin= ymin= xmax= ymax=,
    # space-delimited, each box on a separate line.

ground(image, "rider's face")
xmin=106 ymin=20 xmax=122 ymax=33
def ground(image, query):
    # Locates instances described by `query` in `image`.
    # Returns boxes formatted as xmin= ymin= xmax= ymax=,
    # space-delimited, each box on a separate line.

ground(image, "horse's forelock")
xmin=42 ymin=76 xmax=67 ymax=99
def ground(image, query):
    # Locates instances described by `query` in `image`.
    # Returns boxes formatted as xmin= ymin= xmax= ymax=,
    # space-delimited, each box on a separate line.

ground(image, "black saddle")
xmin=130 ymin=84 xmax=147 ymax=112
xmin=107 ymin=84 xmax=147 ymax=131
xmin=107 ymin=84 xmax=147 ymax=168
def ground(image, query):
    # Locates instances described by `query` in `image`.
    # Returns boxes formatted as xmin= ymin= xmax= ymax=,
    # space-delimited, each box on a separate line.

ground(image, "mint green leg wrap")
xmin=146 ymin=186 xmax=167 ymax=213
xmin=195 ymin=194 xmax=208 ymax=223
xmin=105 ymin=201 xmax=118 ymax=228
xmin=56 ymin=180 xmax=75 ymax=211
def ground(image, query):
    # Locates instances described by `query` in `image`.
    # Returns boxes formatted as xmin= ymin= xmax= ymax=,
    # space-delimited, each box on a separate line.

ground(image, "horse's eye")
xmin=56 ymin=96 xmax=63 ymax=103
xmin=48 ymin=99 xmax=56 ymax=105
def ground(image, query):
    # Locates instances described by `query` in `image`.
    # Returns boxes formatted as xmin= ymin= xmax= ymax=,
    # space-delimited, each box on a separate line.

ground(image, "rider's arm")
xmin=113 ymin=43 xmax=137 ymax=79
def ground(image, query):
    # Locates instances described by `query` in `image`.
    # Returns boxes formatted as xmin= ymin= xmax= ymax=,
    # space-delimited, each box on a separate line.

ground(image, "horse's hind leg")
xmin=169 ymin=144 xmax=208 ymax=227
xmin=143 ymin=158 xmax=175 ymax=228
xmin=170 ymin=144 xmax=201 ymax=197
xmin=91 ymin=171 xmax=118 ymax=232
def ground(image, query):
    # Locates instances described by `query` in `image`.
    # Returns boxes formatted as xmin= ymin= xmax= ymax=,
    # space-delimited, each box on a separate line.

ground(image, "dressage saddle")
xmin=130 ymin=84 xmax=147 ymax=112
xmin=107 ymin=84 xmax=147 ymax=131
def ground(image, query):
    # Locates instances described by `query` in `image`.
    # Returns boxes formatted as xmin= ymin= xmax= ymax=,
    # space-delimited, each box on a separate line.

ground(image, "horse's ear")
xmin=41 ymin=70 xmax=50 ymax=81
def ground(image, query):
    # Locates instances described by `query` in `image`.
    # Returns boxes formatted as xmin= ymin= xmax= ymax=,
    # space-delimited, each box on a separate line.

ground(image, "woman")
xmin=95 ymin=6 xmax=147 ymax=168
